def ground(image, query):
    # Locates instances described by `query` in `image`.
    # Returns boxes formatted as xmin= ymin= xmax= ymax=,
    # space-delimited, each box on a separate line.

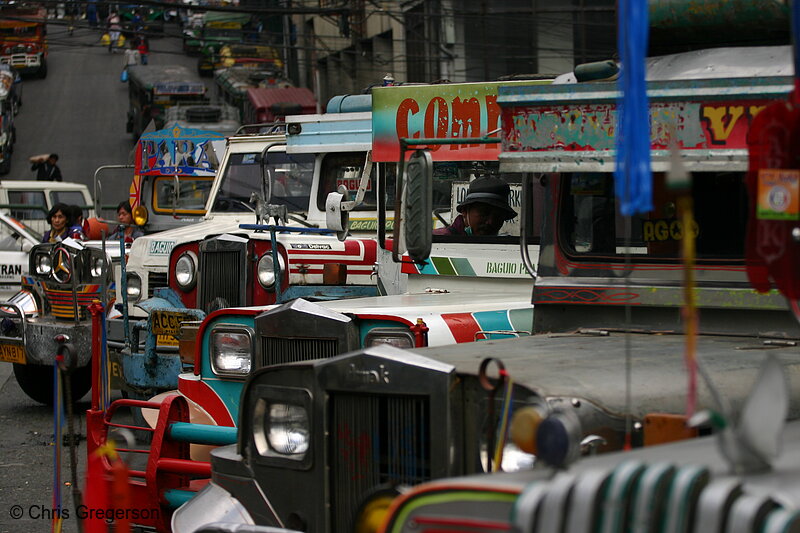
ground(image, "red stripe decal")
xmin=441 ymin=313 xmax=481 ymax=343
xmin=178 ymin=378 xmax=235 ymax=427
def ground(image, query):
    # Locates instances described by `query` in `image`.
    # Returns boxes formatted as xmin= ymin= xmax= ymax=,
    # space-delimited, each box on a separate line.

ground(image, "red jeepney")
xmin=0 ymin=3 xmax=47 ymax=78
xmin=243 ymin=86 xmax=318 ymax=124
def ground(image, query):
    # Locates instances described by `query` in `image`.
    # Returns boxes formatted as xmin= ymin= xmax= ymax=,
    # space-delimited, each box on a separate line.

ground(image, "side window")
xmin=7 ymin=191 xmax=47 ymax=220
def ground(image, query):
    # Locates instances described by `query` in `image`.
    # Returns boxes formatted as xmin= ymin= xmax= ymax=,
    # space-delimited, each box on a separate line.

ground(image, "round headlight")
xmin=126 ymin=272 xmax=142 ymax=301
xmin=90 ymin=256 xmax=105 ymax=278
xmin=267 ymin=403 xmax=309 ymax=455
xmin=174 ymin=252 xmax=196 ymax=290
xmin=132 ymin=205 xmax=148 ymax=226
xmin=35 ymin=253 xmax=51 ymax=275
xmin=257 ymin=252 xmax=285 ymax=289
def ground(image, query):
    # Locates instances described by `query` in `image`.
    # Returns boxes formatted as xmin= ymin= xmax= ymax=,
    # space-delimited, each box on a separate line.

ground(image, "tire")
xmin=37 ymin=61 xmax=47 ymax=79
xmin=13 ymin=363 xmax=92 ymax=405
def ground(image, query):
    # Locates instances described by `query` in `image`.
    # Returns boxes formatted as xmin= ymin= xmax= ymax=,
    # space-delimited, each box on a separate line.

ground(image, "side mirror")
xmin=325 ymin=185 xmax=350 ymax=241
xmin=403 ymin=150 xmax=433 ymax=263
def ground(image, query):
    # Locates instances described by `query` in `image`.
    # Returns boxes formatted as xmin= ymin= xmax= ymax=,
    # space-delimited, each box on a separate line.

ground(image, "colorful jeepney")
xmin=96 ymin=125 xmax=227 ymax=235
xmin=0 ymin=3 xmax=47 ymax=78
xmin=169 ymin=47 xmax=800 ymax=533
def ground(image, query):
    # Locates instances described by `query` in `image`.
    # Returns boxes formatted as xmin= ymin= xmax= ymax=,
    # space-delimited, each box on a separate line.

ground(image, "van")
xmin=0 ymin=180 xmax=95 ymax=236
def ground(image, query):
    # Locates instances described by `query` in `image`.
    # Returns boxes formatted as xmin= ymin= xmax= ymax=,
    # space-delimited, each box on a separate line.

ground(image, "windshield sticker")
xmin=241 ymin=154 xmax=257 ymax=165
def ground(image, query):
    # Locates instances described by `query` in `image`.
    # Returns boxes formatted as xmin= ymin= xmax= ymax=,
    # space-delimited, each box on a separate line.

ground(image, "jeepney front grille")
xmin=147 ymin=271 xmax=168 ymax=297
xmin=329 ymin=393 xmax=430 ymax=533
xmin=259 ymin=337 xmax=338 ymax=366
xmin=199 ymin=249 xmax=244 ymax=312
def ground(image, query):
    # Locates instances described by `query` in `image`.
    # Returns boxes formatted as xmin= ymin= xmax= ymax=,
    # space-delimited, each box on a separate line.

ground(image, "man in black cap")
xmin=435 ymin=176 xmax=517 ymax=236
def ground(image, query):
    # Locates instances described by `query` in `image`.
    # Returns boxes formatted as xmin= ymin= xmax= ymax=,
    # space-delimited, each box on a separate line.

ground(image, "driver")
xmin=434 ymin=176 xmax=517 ymax=236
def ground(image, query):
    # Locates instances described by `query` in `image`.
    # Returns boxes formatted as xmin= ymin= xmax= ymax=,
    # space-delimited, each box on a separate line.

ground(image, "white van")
xmin=0 ymin=180 xmax=95 ymax=236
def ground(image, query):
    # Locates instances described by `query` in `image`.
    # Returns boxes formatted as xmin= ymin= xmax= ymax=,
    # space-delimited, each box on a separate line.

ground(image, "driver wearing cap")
xmin=434 ymin=176 xmax=517 ymax=236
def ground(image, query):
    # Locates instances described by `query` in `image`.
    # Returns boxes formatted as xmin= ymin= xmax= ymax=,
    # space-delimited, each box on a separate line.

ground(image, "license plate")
xmin=151 ymin=310 xmax=193 ymax=337
xmin=0 ymin=342 xmax=25 ymax=364
xmin=156 ymin=334 xmax=179 ymax=347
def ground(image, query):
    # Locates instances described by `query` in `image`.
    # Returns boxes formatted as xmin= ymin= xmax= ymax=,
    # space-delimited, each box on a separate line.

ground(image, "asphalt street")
xmin=0 ymin=18 xmax=206 ymax=532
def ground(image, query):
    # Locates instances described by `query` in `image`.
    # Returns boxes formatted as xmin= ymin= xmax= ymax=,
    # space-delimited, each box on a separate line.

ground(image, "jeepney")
xmin=126 ymin=64 xmax=208 ymax=140
xmin=244 ymin=86 xmax=317 ymax=125
xmin=0 ymin=3 xmax=47 ymax=78
xmin=183 ymin=11 xmax=253 ymax=56
xmin=113 ymin=99 xmax=381 ymax=398
xmin=215 ymin=66 xmax=293 ymax=120
xmin=168 ymin=47 xmax=800 ymax=533
xmin=0 ymin=237 xmax=123 ymax=404
xmin=198 ymin=43 xmax=282 ymax=77
xmin=96 ymin=125 xmax=227 ymax=235
xmin=162 ymin=103 xmax=241 ymax=137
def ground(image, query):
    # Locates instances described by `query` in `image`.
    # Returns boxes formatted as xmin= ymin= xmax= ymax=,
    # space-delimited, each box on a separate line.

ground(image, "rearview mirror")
xmin=403 ymin=150 xmax=433 ymax=263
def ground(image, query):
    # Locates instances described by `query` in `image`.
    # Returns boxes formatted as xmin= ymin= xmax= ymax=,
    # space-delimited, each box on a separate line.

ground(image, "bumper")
xmin=0 ymin=54 xmax=42 ymax=73
xmin=172 ymin=482 xmax=254 ymax=533
xmin=19 ymin=319 xmax=91 ymax=366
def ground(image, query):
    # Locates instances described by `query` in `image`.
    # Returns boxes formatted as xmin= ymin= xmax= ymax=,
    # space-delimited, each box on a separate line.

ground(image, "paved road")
xmin=7 ymin=17 xmax=212 ymax=207
xmin=0 ymin=19 xmax=206 ymax=533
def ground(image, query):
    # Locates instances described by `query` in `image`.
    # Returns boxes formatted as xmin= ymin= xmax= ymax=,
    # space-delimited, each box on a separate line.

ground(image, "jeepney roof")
xmin=127 ymin=65 xmax=206 ymax=93
xmin=553 ymin=45 xmax=792 ymax=84
xmin=410 ymin=332 xmax=800 ymax=420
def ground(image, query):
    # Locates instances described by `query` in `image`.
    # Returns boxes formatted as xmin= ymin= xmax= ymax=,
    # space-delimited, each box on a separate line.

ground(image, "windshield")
xmin=211 ymin=151 xmax=314 ymax=213
xmin=153 ymin=176 xmax=214 ymax=214
xmin=0 ymin=213 xmax=40 ymax=245
xmin=315 ymin=152 xmax=398 ymax=212
xmin=430 ymin=162 xmax=526 ymax=243
xmin=561 ymin=171 xmax=746 ymax=260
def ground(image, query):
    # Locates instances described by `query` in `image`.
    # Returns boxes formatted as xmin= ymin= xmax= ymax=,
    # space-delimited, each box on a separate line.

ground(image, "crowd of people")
xmin=43 ymin=201 xmax=143 ymax=244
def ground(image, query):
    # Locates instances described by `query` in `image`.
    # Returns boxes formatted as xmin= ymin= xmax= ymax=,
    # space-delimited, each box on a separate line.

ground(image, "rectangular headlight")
xmin=210 ymin=326 xmax=253 ymax=377
xmin=364 ymin=327 xmax=415 ymax=349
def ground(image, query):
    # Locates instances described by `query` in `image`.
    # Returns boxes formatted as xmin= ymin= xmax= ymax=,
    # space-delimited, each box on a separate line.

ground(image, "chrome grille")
xmin=199 ymin=249 xmax=244 ymax=312
xmin=329 ymin=393 xmax=430 ymax=532
xmin=147 ymin=272 xmax=168 ymax=297
xmin=260 ymin=337 xmax=338 ymax=366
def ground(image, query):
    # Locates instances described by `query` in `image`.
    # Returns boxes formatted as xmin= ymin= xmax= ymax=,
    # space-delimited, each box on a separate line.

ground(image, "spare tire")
xmin=186 ymin=106 xmax=222 ymax=123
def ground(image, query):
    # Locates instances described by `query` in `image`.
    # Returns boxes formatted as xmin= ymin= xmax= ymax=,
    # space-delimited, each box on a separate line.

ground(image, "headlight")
xmin=256 ymin=252 xmax=285 ymax=290
xmin=267 ymin=403 xmax=309 ymax=455
xmin=90 ymin=256 xmax=105 ymax=278
xmin=210 ymin=328 xmax=252 ymax=376
xmin=364 ymin=328 xmax=415 ymax=349
xmin=174 ymin=252 xmax=196 ymax=290
xmin=34 ymin=253 xmax=51 ymax=275
xmin=132 ymin=205 xmax=148 ymax=226
xmin=126 ymin=272 xmax=142 ymax=301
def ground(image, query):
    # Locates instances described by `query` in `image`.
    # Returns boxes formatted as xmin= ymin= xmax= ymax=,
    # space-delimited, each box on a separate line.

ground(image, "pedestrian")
xmin=124 ymin=41 xmax=140 ymax=71
xmin=30 ymin=153 xmax=62 ymax=182
xmin=137 ymin=35 xmax=149 ymax=65
xmin=42 ymin=203 xmax=71 ymax=243
xmin=107 ymin=11 xmax=122 ymax=52
xmin=108 ymin=201 xmax=144 ymax=243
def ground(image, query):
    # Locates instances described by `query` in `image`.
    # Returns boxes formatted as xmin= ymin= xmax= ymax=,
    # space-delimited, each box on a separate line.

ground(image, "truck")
xmin=215 ymin=66 xmax=293 ymax=121
xmin=0 ymin=65 xmax=17 ymax=174
xmin=164 ymin=47 xmax=800 ymax=533
xmin=0 ymin=2 xmax=47 ymax=78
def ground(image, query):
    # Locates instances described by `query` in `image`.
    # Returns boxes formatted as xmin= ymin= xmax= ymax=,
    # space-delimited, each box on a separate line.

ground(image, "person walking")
xmin=136 ymin=35 xmax=149 ymax=65
xmin=123 ymin=41 xmax=140 ymax=76
xmin=30 ymin=153 xmax=62 ymax=181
